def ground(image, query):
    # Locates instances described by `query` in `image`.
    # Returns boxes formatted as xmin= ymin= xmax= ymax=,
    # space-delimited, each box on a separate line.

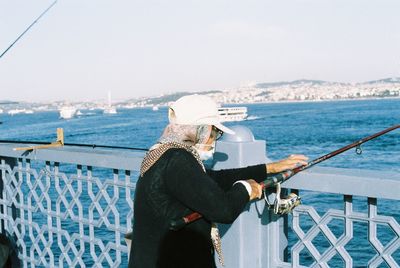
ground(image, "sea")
xmin=0 ymin=98 xmax=399 ymax=267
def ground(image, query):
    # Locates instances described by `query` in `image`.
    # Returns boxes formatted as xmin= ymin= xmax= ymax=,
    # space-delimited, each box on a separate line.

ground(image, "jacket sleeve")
xmin=207 ymin=164 xmax=267 ymax=191
xmin=164 ymin=149 xmax=250 ymax=224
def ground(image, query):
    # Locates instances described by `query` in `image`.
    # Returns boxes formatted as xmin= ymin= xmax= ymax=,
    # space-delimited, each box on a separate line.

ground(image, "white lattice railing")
xmin=282 ymin=168 xmax=400 ymax=268
xmin=1 ymin=143 xmax=399 ymax=267
xmin=0 ymin=144 xmax=144 ymax=267
xmin=290 ymin=197 xmax=400 ymax=267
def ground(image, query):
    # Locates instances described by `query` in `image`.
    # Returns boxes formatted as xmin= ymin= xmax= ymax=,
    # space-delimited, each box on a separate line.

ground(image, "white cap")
xmin=169 ymin=94 xmax=235 ymax=135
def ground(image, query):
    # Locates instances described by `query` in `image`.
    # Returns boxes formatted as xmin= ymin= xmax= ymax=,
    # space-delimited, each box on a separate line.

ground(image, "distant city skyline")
xmin=1 ymin=0 xmax=400 ymax=102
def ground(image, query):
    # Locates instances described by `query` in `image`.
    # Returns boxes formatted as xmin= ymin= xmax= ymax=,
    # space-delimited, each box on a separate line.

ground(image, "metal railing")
xmin=281 ymin=167 xmax=400 ymax=268
xmin=0 ymin=143 xmax=144 ymax=267
xmin=1 ymin=140 xmax=399 ymax=267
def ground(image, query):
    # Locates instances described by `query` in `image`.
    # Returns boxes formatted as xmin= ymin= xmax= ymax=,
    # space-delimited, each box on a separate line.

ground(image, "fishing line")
xmin=0 ymin=139 xmax=148 ymax=151
xmin=0 ymin=1 xmax=58 ymax=59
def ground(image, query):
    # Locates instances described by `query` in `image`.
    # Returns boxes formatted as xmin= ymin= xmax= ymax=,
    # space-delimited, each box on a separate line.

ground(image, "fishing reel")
xmin=264 ymin=183 xmax=301 ymax=215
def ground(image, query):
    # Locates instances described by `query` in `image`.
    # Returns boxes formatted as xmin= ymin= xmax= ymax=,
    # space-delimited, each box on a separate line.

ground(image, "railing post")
xmin=211 ymin=126 xmax=286 ymax=268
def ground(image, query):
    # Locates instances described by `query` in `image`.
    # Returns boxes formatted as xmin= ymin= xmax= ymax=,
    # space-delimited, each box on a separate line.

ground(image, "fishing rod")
xmin=0 ymin=139 xmax=148 ymax=152
xmin=170 ymin=124 xmax=400 ymax=230
xmin=0 ymin=0 xmax=58 ymax=59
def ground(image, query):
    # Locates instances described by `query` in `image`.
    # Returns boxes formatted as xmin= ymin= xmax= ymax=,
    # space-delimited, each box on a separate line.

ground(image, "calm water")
xmin=1 ymin=99 xmax=398 ymax=172
xmin=0 ymin=98 xmax=399 ymax=266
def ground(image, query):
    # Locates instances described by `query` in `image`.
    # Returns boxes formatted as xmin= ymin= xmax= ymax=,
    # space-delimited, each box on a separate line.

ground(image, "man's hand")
xmin=266 ymin=154 xmax=309 ymax=173
xmin=246 ymin=179 xmax=262 ymax=200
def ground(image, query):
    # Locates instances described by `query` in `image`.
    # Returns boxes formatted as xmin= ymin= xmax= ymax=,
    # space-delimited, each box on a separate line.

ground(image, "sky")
xmin=0 ymin=0 xmax=400 ymax=102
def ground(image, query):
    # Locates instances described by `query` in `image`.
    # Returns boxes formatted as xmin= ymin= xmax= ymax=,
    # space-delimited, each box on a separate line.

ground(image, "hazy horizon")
xmin=1 ymin=0 xmax=400 ymax=102
xmin=1 ymin=76 xmax=400 ymax=103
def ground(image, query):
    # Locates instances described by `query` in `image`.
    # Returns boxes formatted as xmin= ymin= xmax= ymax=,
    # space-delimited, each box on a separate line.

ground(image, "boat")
xmin=152 ymin=105 xmax=159 ymax=111
xmin=103 ymin=91 xmax=117 ymax=114
xmin=8 ymin=109 xmax=27 ymax=115
xmin=103 ymin=106 xmax=117 ymax=114
xmin=59 ymin=106 xmax=77 ymax=119
xmin=218 ymin=107 xmax=248 ymax=122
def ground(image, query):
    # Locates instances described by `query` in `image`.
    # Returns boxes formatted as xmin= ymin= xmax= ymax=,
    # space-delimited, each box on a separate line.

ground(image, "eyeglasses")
xmin=212 ymin=126 xmax=224 ymax=141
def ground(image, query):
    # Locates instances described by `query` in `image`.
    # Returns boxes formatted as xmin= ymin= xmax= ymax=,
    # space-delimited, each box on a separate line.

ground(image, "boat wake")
xmin=83 ymin=112 xmax=97 ymax=116
xmin=246 ymin=115 xmax=260 ymax=121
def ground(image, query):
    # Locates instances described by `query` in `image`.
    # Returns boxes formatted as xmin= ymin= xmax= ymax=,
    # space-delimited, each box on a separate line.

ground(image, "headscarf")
xmin=158 ymin=124 xmax=211 ymax=146
xmin=140 ymin=124 xmax=212 ymax=176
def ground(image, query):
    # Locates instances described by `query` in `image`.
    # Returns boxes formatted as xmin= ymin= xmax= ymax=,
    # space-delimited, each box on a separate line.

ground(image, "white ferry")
xmin=59 ymin=106 xmax=77 ymax=119
xmin=218 ymin=107 xmax=248 ymax=122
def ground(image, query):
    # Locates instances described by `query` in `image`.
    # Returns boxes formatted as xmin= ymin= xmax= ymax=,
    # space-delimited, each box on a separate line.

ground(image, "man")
xmin=129 ymin=94 xmax=307 ymax=268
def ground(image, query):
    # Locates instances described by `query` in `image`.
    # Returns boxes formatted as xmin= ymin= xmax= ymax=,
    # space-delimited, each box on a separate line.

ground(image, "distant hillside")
xmin=128 ymin=90 xmax=223 ymax=105
xmin=362 ymin=77 xmax=400 ymax=85
xmin=256 ymin=77 xmax=400 ymax=88
xmin=125 ymin=77 xmax=400 ymax=106
xmin=255 ymin=79 xmax=345 ymax=88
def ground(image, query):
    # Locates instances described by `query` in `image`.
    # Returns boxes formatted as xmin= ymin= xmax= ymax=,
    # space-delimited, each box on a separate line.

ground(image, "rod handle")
xmin=261 ymin=170 xmax=294 ymax=189
xmin=169 ymin=212 xmax=202 ymax=231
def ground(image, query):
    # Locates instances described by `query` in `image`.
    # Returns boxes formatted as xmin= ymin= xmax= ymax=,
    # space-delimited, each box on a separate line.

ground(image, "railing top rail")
xmin=0 ymin=143 xmax=146 ymax=170
xmin=283 ymin=166 xmax=400 ymax=200
xmin=1 ymin=143 xmax=399 ymax=200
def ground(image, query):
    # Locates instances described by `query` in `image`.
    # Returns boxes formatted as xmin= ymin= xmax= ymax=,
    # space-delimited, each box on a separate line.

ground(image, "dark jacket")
xmin=0 ymin=232 xmax=20 ymax=268
xmin=129 ymin=148 xmax=266 ymax=268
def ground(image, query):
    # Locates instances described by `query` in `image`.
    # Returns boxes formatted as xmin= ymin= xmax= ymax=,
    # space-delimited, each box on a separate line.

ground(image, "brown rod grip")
xmin=169 ymin=212 xmax=202 ymax=231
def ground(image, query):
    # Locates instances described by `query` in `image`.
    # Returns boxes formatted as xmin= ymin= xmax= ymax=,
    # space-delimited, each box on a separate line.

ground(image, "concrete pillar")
xmin=211 ymin=125 xmax=286 ymax=268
